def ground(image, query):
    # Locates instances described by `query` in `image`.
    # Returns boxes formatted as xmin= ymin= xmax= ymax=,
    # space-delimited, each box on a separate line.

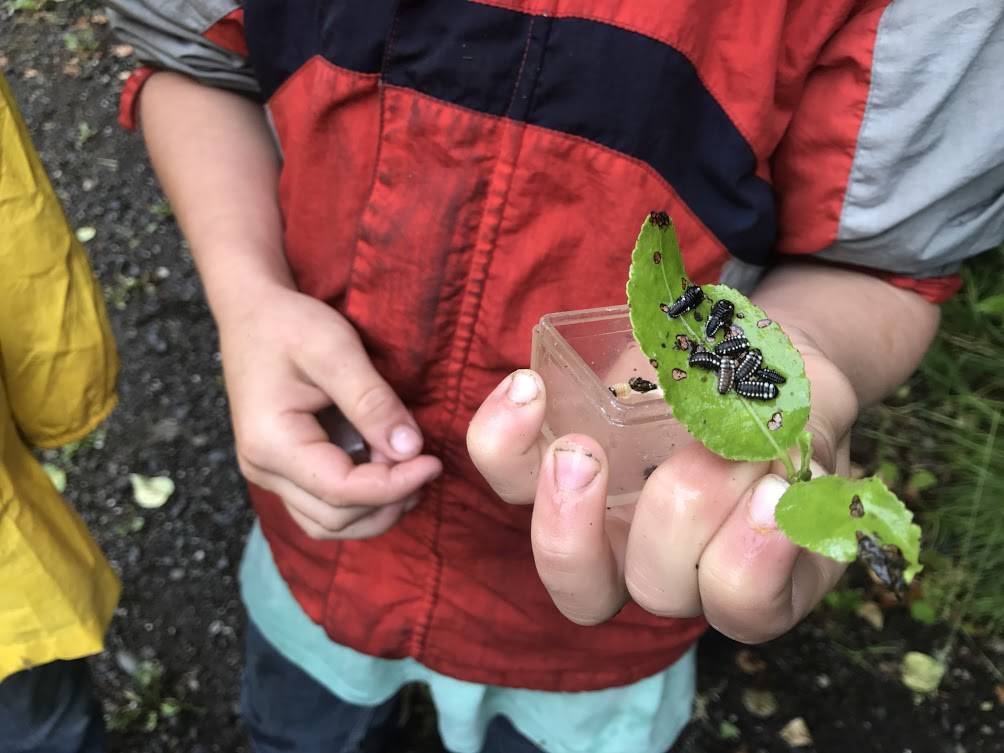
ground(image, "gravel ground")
xmin=2 ymin=5 xmax=1002 ymax=752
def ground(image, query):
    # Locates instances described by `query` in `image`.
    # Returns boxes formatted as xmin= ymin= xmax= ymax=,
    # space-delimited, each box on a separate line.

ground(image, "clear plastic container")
xmin=531 ymin=304 xmax=683 ymax=506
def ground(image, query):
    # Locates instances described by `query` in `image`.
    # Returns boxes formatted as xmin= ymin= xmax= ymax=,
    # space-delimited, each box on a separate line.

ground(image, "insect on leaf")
xmin=626 ymin=212 xmax=810 ymax=461
xmin=775 ymin=475 xmax=922 ymax=583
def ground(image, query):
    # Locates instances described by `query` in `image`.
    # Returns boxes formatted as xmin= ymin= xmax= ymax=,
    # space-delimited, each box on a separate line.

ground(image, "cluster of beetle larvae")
xmin=662 ymin=284 xmax=786 ymax=400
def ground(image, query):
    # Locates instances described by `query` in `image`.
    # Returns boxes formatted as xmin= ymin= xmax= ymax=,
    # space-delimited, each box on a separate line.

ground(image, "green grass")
xmin=858 ymin=247 xmax=1004 ymax=640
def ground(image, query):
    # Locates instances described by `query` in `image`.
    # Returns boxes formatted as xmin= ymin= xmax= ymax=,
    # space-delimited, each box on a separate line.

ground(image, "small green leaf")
xmin=907 ymin=468 xmax=937 ymax=492
xmin=875 ymin=460 xmax=901 ymax=487
xmin=775 ymin=476 xmax=922 ymax=583
xmin=75 ymin=226 xmax=96 ymax=243
xmin=626 ymin=214 xmax=810 ymax=461
xmin=900 ymin=651 xmax=945 ymax=694
xmin=42 ymin=463 xmax=67 ymax=493
xmin=909 ymin=600 xmax=938 ymax=625
xmin=976 ymin=293 xmax=1004 ymax=315
xmin=718 ymin=721 xmax=741 ymax=741
xmin=129 ymin=473 xmax=174 ymax=509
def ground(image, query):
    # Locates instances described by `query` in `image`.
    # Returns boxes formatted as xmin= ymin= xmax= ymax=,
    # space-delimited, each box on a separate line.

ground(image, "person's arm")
xmin=753 ymin=260 xmax=940 ymax=408
xmin=138 ymin=72 xmax=441 ymax=539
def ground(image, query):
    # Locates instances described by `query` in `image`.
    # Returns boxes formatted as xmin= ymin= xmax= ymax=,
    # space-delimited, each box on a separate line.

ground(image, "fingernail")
xmin=748 ymin=474 xmax=789 ymax=531
xmin=389 ymin=424 xmax=421 ymax=457
xmin=506 ymin=371 xmax=539 ymax=405
xmin=553 ymin=444 xmax=599 ymax=491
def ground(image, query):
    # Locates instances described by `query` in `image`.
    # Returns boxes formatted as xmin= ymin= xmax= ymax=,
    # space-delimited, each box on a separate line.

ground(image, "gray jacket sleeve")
xmin=106 ymin=0 xmax=259 ymax=95
xmin=819 ymin=1 xmax=1004 ymax=277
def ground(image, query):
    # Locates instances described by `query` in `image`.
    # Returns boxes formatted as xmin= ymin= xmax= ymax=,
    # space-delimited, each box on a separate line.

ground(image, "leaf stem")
xmin=777 ymin=450 xmax=798 ymax=482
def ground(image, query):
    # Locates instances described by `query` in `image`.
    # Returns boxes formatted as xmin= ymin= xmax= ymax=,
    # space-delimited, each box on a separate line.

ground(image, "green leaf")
xmin=876 ymin=460 xmax=900 ymax=487
xmin=909 ymin=600 xmax=938 ymax=625
xmin=129 ymin=473 xmax=175 ymax=509
xmin=626 ymin=213 xmax=810 ymax=461
xmin=900 ymin=651 xmax=945 ymax=694
xmin=42 ymin=463 xmax=67 ymax=493
xmin=907 ymin=468 xmax=937 ymax=492
xmin=718 ymin=721 xmax=741 ymax=741
xmin=775 ymin=476 xmax=922 ymax=583
xmin=976 ymin=293 xmax=1004 ymax=315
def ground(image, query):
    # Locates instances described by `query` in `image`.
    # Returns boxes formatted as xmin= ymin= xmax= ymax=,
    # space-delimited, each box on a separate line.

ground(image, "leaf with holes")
xmin=775 ymin=475 xmax=922 ymax=583
xmin=626 ymin=213 xmax=810 ymax=461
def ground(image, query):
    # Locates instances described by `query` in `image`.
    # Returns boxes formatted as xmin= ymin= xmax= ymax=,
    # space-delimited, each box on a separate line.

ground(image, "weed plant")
xmin=858 ymin=247 xmax=1004 ymax=641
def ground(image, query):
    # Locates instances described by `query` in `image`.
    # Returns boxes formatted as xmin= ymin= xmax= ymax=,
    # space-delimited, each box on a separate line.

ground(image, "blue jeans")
xmin=240 ymin=622 xmax=544 ymax=753
xmin=0 ymin=658 xmax=105 ymax=753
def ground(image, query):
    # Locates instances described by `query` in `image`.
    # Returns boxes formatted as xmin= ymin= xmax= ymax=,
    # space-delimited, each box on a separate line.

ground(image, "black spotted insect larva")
xmin=734 ymin=348 xmax=763 ymax=382
xmin=666 ymin=285 xmax=704 ymax=318
xmin=717 ymin=356 xmax=736 ymax=394
xmin=705 ymin=299 xmax=735 ymax=338
xmin=713 ymin=335 xmax=749 ymax=357
xmin=734 ymin=379 xmax=779 ymax=401
xmin=755 ymin=367 xmax=787 ymax=384
xmin=688 ymin=350 xmax=721 ymax=371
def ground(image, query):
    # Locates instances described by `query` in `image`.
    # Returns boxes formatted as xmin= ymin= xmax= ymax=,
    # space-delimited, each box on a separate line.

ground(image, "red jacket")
xmin=114 ymin=0 xmax=973 ymax=690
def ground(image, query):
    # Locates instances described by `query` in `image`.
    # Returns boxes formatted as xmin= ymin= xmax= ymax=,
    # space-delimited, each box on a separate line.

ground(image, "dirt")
xmin=2 ymin=5 xmax=1003 ymax=753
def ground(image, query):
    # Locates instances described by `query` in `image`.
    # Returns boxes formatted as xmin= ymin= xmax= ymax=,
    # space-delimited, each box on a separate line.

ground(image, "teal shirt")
xmin=240 ymin=522 xmax=695 ymax=753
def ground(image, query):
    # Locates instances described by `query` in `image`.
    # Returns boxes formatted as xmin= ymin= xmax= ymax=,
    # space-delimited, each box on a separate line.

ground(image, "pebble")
xmin=169 ymin=567 xmax=185 ymax=581
xmin=815 ymin=674 xmax=831 ymax=689
xmin=779 ymin=717 xmax=812 ymax=748
xmin=741 ymin=688 xmax=779 ymax=718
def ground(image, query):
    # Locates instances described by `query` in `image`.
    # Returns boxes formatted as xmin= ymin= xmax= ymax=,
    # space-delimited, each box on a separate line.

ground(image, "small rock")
xmin=741 ymin=688 xmax=779 ymax=719
xmin=815 ymin=674 xmax=831 ymax=689
xmin=82 ymin=177 xmax=97 ymax=192
xmin=150 ymin=418 xmax=181 ymax=443
xmin=779 ymin=717 xmax=812 ymax=748
xmin=193 ymin=549 xmax=206 ymax=563
xmin=980 ymin=701 xmax=993 ymax=712
xmin=169 ymin=567 xmax=185 ymax=581
xmin=856 ymin=601 xmax=885 ymax=630
xmin=115 ymin=650 xmax=138 ymax=676
xmin=155 ymin=265 xmax=170 ymax=280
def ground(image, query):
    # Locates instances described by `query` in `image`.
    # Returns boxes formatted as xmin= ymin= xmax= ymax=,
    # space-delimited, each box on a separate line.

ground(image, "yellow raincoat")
xmin=0 ymin=73 xmax=120 ymax=681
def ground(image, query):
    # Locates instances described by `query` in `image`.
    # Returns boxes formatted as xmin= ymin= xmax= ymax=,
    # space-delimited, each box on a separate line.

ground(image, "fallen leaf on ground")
xmin=0 ymin=55 xmax=8 ymax=68
xmin=91 ymin=12 xmax=109 ymax=24
xmin=994 ymin=684 xmax=1004 ymax=705
xmin=779 ymin=718 xmax=813 ymax=748
xmin=901 ymin=651 xmax=945 ymax=694
xmin=42 ymin=463 xmax=67 ymax=493
xmin=63 ymin=61 xmax=81 ymax=77
xmin=129 ymin=473 xmax=175 ymax=509
xmin=735 ymin=649 xmax=767 ymax=674
xmin=23 ymin=68 xmax=40 ymax=79
xmin=741 ymin=688 xmax=778 ymax=718
xmin=718 ymin=720 xmax=741 ymax=741
xmin=112 ymin=44 xmax=134 ymax=58
xmin=856 ymin=601 xmax=885 ymax=630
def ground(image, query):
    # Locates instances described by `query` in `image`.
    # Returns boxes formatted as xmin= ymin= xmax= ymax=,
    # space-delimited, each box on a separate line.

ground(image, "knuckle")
xmin=625 ymin=566 xmax=700 ymax=618
xmin=352 ymin=383 xmax=398 ymax=423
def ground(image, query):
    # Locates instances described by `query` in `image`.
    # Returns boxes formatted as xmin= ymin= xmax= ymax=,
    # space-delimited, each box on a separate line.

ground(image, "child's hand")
xmin=218 ymin=282 xmax=442 ymax=540
xmin=467 ymin=340 xmax=858 ymax=643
